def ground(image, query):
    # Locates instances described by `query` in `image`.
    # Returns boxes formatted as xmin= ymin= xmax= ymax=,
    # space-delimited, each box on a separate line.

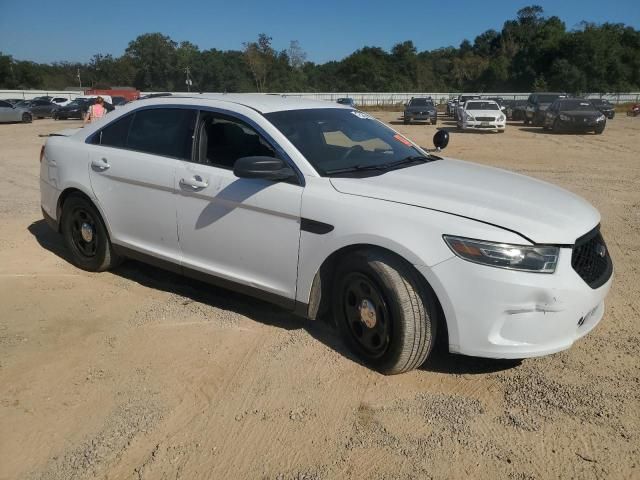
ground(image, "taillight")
xmin=40 ymin=145 xmax=45 ymax=163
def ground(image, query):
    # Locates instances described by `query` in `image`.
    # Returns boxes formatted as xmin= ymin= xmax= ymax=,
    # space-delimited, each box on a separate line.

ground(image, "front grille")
xmin=476 ymin=116 xmax=495 ymax=121
xmin=571 ymin=227 xmax=613 ymax=289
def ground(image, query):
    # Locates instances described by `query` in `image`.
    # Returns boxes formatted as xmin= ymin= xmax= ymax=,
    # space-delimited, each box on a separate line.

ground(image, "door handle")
xmin=91 ymin=158 xmax=110 ymax=171
xmin=179 ymin=175 xmax=208 ymax=190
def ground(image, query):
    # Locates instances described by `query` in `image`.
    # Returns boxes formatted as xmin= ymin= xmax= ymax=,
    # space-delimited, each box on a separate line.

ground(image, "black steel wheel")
xmin=333 ymin=249 xmax=438 ymax=374
xmin=341 ymin=272 xmax=391 ymax=359
xmin=61 ymin=194 xmax=120 ymax=272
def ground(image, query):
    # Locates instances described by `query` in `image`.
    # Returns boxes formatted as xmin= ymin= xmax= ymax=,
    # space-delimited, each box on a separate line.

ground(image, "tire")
xmin=61 ymin=194 xmax=121 ymax=272
xmin=21 ymin=113 xmax=32 ymax=123
xmin=332 ymin=249 xmax=438 ymax=374
xmin=594 ymin=124 xmax=605 ymax=135
xmin=403 ymin=118 xmax=409 ymax=125
xmin=523 ymin=117 xmax=530 ymax=125
xmin=552 ymin=119 xmax=560 ymax=132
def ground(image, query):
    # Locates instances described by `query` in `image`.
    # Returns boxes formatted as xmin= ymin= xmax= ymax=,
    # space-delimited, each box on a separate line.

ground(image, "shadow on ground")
xmin=28 ymin=219 xmax=520 ymax=376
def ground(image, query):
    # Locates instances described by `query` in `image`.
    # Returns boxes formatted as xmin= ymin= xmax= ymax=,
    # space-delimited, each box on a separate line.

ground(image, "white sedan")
xmin=39 ymin=94 xmax=612 ymax=374
xmin=457 ymin=99 xmax=506 ymax=132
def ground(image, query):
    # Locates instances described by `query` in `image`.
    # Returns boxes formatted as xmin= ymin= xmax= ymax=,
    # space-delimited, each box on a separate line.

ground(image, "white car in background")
xmin=39 ymin=94 xmax=612 ymax=374
xmin=457 ymin=99 xmax=506 ymax=132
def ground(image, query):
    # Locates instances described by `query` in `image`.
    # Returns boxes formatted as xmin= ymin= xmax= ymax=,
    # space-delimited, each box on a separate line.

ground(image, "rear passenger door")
xmin=175 ymin=110 xmax=303 ymax=301
xmin=88 ymin=107 xmax=197 ymax=263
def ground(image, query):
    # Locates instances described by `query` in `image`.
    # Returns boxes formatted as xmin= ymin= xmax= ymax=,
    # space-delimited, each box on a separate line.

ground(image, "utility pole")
xmin=185 ymin=66 xmax=193 ymax=92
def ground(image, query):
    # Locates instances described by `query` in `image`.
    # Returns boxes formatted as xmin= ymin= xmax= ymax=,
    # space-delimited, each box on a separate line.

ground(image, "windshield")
xmin=466 ymin=101 xmax=499 ymax=110
xmin=559 ymin=100 xmax=597 ymax=111
xmin=591 ymin=99 xmax=610 ymax=107
xmin=409 ymin=98 xmax=432 ymax=107
xmin=538 ymin=95 xmax=562 ymax=103
xmin=265 ymin=108 xmax=429 ymax=176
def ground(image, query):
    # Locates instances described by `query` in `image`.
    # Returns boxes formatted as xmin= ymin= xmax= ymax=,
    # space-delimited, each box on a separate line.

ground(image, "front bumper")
xmin=461 ymin=119 xmax=505 ymax=131
xmin=405 ymin=112 xmax=437 ymax=123
xmin=418 ymin=248 xmax=613 ymax=359
xmin=555 ymin=118 xmax=604 ymax=131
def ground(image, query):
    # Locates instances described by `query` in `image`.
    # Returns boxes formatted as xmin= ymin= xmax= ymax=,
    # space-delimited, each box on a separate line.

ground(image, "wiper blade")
xmin=325 ymin=155 xmax=435 ymax=176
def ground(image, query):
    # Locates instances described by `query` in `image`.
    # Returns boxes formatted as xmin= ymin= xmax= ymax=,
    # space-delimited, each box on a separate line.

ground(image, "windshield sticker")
xmin=393 ymin=134 xmax=413 ymax=146
xmin=350 ymin=111 xmax=373 ymax=120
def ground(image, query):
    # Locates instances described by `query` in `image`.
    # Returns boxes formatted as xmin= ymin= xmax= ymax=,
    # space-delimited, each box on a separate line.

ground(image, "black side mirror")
xmin=433 ymin=130 xmax=449 ymax=150
xmin=234 ymin=156 xmax=297 ymax=182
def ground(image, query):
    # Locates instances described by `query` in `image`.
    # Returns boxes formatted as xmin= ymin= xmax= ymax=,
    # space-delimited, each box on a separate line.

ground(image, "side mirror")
xmin=433 ymin=130 xmax=449 ymax=150
xmin=234 ymin=156 xmax=297 ymax=182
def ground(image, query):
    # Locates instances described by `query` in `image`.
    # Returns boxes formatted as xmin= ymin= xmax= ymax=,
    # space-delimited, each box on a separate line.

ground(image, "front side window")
xmin=266 ymin=108 xmax=429 ymax=175
xmin=196 ymin=113 xmax=275 ymax=169
xmin=0 ymin=101 xmax=11 ymax=108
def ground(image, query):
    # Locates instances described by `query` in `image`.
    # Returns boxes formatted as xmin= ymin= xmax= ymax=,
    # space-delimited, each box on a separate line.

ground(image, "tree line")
xmin=1 ymin=6 xmax=638 ymax=94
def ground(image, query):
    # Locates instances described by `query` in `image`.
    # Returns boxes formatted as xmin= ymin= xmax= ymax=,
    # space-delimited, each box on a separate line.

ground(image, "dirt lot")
xmin=1 ymin=113 xmax=638 ymax=480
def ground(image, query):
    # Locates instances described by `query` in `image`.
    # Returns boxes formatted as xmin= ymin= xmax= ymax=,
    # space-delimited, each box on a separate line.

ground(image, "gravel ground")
xmin=0 ymin=114 xmax=638 ymax=480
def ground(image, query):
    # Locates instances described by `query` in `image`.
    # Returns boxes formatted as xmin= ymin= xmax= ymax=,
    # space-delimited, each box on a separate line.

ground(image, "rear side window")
xmin=127 ymin=109 xmax=197 ymax=159
xmin=0 ymin=101 xmax=11 ymax=108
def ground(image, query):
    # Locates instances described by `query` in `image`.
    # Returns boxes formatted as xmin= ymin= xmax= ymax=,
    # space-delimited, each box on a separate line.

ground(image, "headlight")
xmin=498 ymin=115 xmax=505 ymax=122
xmin=596 ymin=115 xmax=605 ymax=122
xmin=464 ymin=112 xmax=474 ymax=121
xmin=443 ymin=235 xmax=559 ymax=273
xmin=559 ymin=114 xmax=570 ymax=121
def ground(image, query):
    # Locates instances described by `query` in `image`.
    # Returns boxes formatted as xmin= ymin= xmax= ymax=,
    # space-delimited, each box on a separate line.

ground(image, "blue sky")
xmin=1 ymin=0 xmax=638 ymax=64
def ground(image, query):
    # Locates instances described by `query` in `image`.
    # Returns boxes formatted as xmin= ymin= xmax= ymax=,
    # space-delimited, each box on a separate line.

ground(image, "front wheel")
xmin=61 ymin=194 xmax=121 ymax=272
xmin=332 ymin=249 xmax=438 ymax=374
xmin=594 ymin=124 xmax=605 ymax=134
xmin=21 ymin=113 xmax=32 ymax=123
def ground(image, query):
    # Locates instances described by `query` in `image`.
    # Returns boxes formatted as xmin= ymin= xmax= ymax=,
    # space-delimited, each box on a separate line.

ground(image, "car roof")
xmin=133 ymin=93 xmax=348 ymax=114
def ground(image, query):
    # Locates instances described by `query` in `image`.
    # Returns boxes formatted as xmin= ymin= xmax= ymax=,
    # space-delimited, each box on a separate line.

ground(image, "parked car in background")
xmin=457 ymin=99 xmax=506 ymax=132
xmin=503 ymin=100 xmax=527 ymax=120
xmin=0 ymin=99 xmax=32 ymax=123
xmin=39 ymin=94 xmax=613 ymax=374
xmin=524 ymin=92 xmax=566 ymax=126
xmin=446 ymin=98 xmax=458 ymax=116
xmin=111 ymin=96 xmax=128 ymax=107
xmin=590 ymin=99 xmax=615 ymax=119
xmin=543 ymin=98 xmax=607 ymax=134
xmin=15 ymin=99 xmax=58 ymax=118
xmin=4 ymin=98 xmax=25 ymax=105
xmin=53 ymin=99 xmax=91 ymax=120
xmin=336 ymin=97 xmax=356 ymax=108
xmin=404 ymin=97 xmax=437 ymax=125
xmin=51 ymin=97 xmax=72 ymax=107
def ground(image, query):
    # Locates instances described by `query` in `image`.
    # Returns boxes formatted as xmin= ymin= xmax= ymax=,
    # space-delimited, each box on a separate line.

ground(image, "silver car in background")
xmin=0 ymin=99 xmax=33 ymax=123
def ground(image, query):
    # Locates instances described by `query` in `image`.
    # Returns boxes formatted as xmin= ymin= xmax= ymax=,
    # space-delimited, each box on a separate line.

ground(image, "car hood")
xmin=466 ymin=109 xmax=502 ymax=117
xmin=329 ymin=159 xmax=599 ymax=244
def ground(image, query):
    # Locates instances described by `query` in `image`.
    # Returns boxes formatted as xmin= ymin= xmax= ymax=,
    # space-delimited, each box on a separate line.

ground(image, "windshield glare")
xmin=265 ymin=108 xmax=425 ymax=175
xmin=466 ymin=102 xmax=499 ymax=110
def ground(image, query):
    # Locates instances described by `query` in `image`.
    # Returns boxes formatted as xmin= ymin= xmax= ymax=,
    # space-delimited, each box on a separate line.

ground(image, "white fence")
xmin=2 ymin=90 xmax=639 ymax=105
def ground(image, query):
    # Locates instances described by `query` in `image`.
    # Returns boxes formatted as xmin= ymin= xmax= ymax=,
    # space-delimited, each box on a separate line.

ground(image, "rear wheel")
xmin=332 ymin=249 xmax=438 ymax=374
xmin=61 ymin=194 xmax=121 ymax=272
xmin=21 ymin=113 xmax=32 ymax=123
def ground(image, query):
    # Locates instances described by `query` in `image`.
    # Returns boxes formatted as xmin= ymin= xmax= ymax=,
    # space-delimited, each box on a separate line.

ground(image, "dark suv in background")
xmin=404 ymin=97 xmax=437 ymax=125
xmin=524 ymin=92 xmax=566 ymax=126
xmin=590 ymin=99 xmax=615 ymax=119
